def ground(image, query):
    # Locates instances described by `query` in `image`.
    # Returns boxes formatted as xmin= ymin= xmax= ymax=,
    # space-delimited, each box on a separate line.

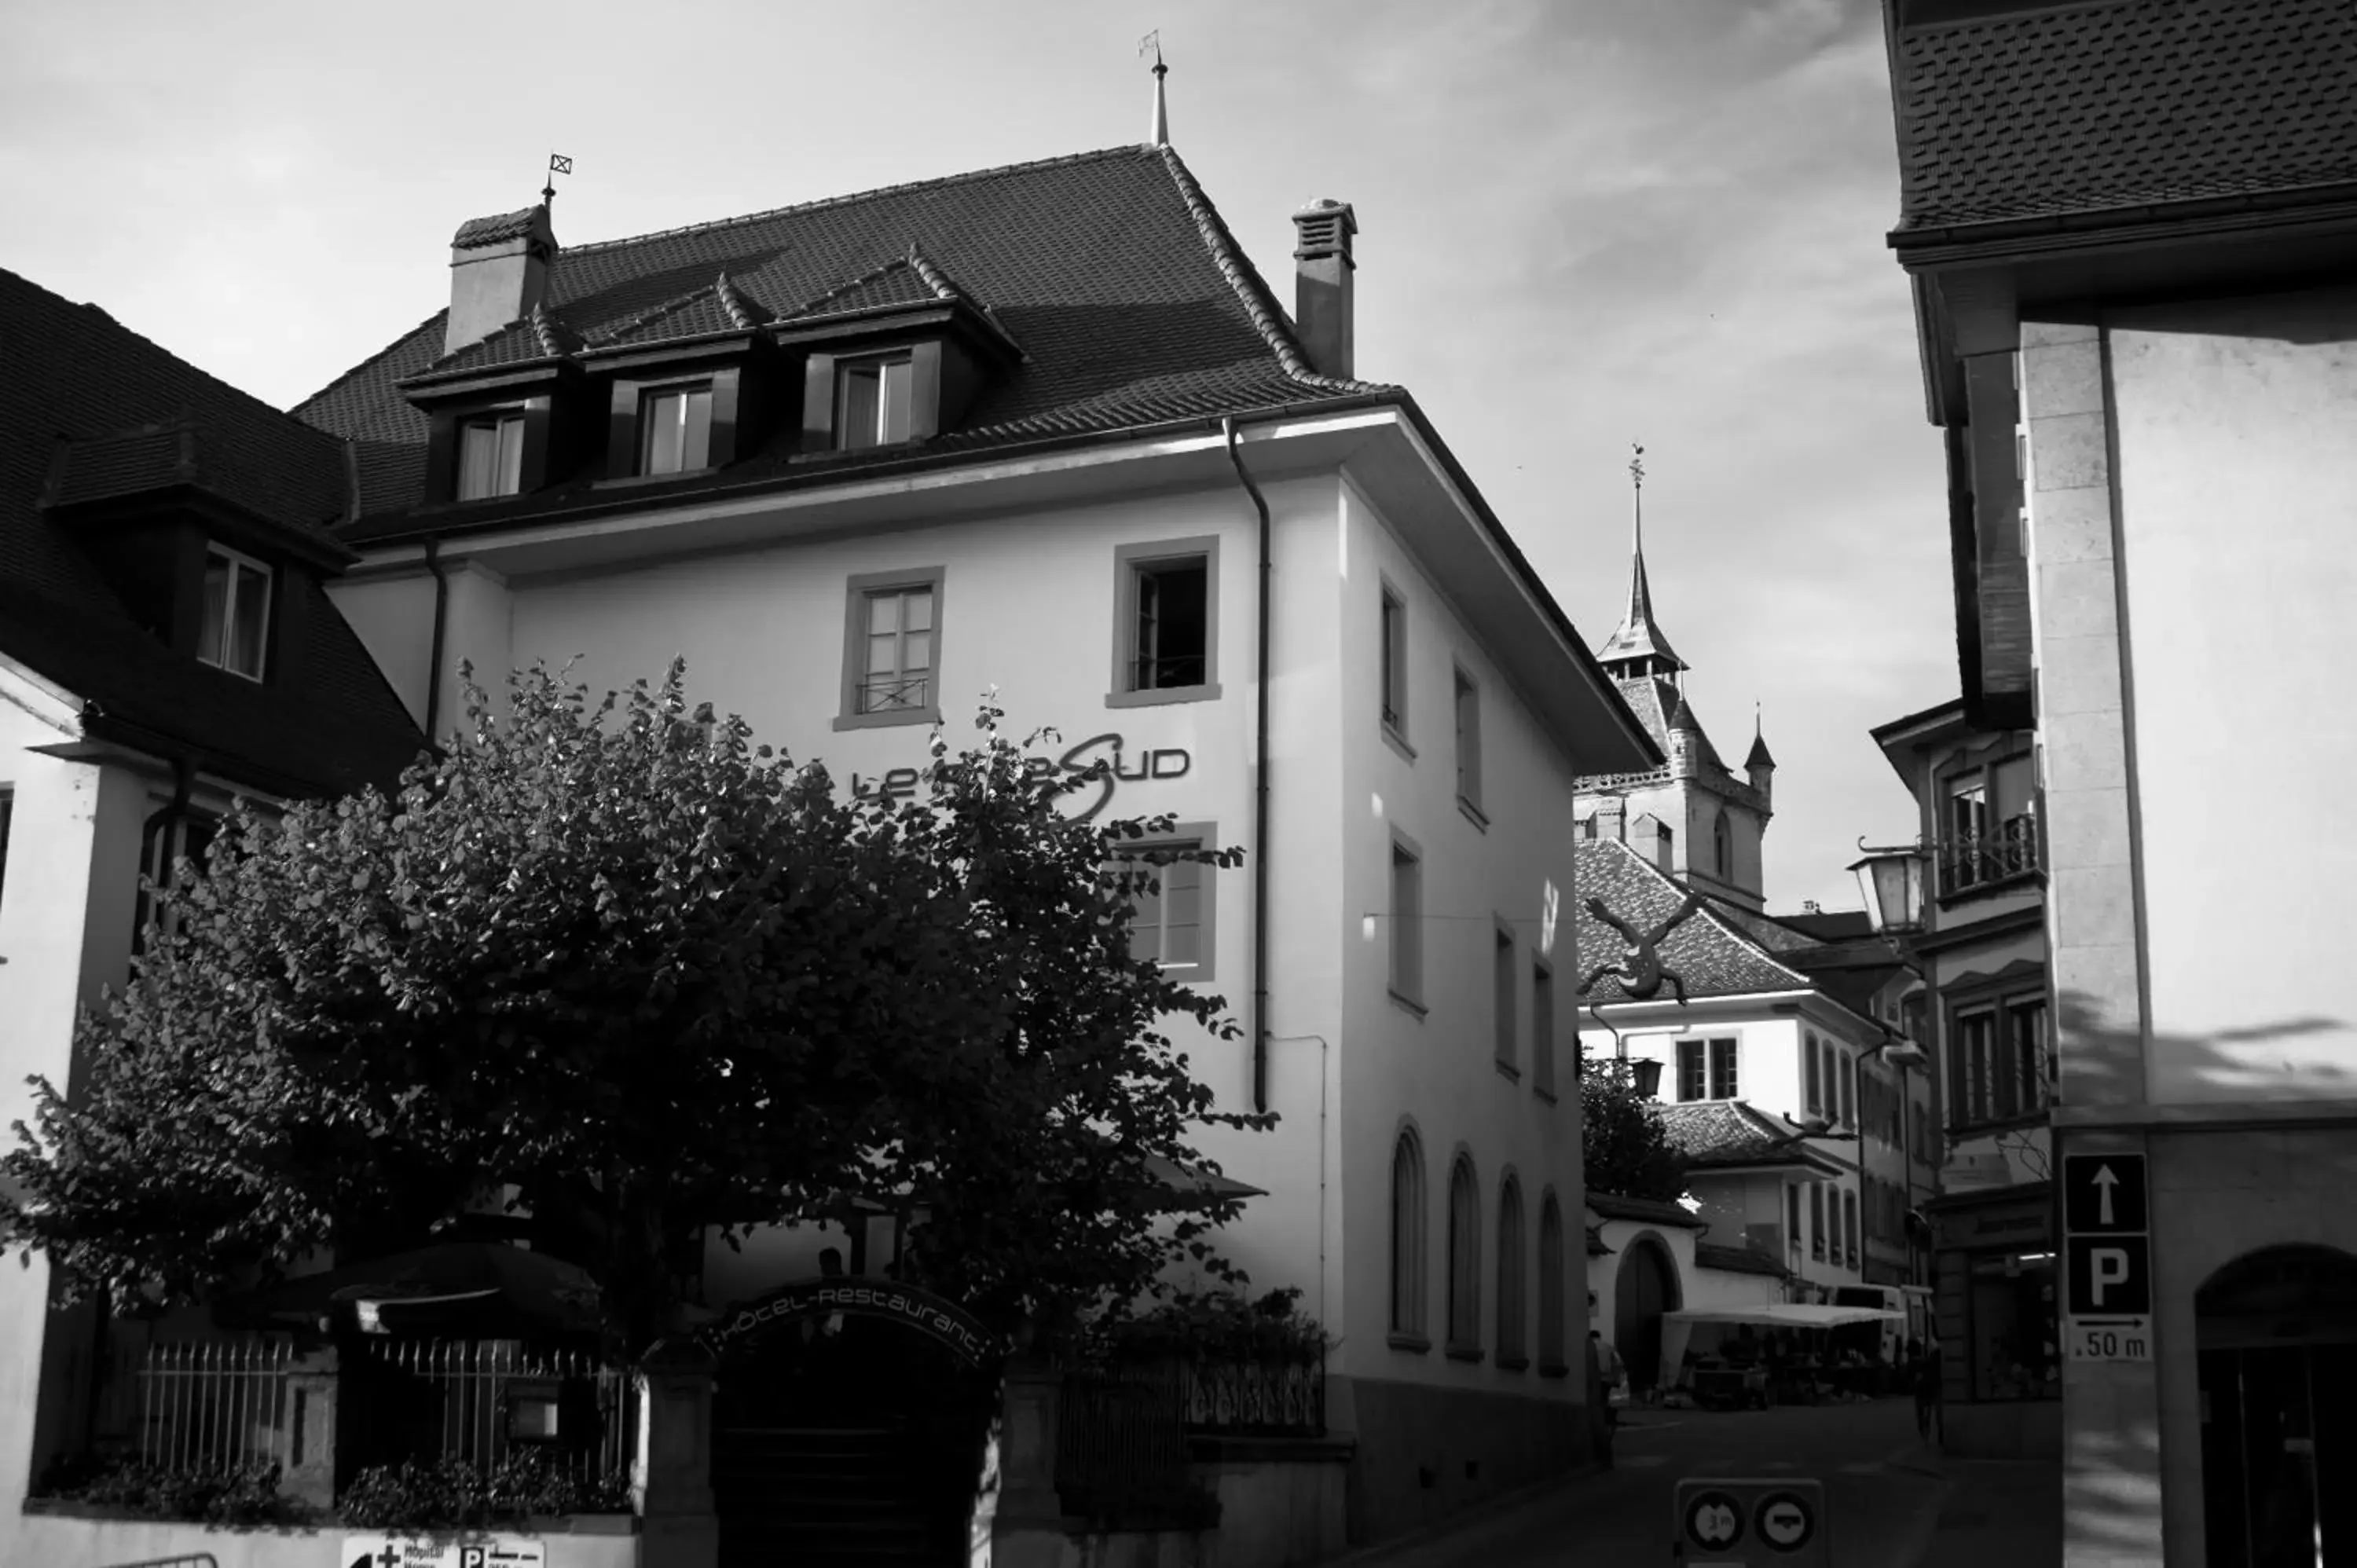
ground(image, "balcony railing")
xmin=1937 ymin=817 xmax=2040 ymax=897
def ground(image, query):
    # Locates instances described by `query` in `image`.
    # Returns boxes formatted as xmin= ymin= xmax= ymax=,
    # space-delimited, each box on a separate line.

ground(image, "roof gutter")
xmin=1222 ymin=415 xmax=1275 ymax=1116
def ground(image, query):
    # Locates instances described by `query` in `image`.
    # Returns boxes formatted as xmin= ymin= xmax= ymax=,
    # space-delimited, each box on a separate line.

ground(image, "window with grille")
xmin=856 ymin=584 xmax=933 ymax=716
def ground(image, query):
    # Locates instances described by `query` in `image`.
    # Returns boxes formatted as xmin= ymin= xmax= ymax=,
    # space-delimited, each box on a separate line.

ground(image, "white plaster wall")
xmin=405 ymin=477 xmax=1347 ymax=1321
xmin=324 ymin=572 xmax=437 ymax=731
xmin=0 ymin=693 xmax=169 ymax=1559
xmin=1332 ymin=476 xmax=1589 ymax=1401
xmin=2106 ymin=285 xmax=2357 ymax=1103
xmin=1585 ymin=1217 xmax=1699 ymax=1359
xmin=1585 ymin=1016 xmax=1804 ymax=1125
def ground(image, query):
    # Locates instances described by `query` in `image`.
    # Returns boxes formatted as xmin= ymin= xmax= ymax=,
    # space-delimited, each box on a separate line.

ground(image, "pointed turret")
xmin=1746 ymin=708 xmax=1775 ymax=803
xmin=1666 ymin=691 xmax=1703 ymax=779
xmin=1596 ymin=443 xmax=1685 ymax=681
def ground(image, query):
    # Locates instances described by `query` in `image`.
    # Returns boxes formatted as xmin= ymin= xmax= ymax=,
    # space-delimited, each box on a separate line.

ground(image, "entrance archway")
xmin=1614 ymin=1232 xmax=1683 ymax=1394
xmin=709 ymin=1277 xmax=1002 ymax=1568
xmin=2196 ymin=1245 xmax=2357 ymax=1567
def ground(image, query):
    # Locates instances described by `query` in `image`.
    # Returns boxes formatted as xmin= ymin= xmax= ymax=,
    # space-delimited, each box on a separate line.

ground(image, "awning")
xmin=214 ymin=1242 xmax=605 ymax=1337
xmin=1655 ymin=1303 xmax=1905 ymax=1390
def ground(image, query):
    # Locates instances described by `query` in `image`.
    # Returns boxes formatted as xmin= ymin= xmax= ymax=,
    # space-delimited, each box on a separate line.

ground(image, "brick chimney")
xmin=445 ymin=205 xmax=556 ymax=358
xmin=1291 ymin=199 xmax=1357 ymax=380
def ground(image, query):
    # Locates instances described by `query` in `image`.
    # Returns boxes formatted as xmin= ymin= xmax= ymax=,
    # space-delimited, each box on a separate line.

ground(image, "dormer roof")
xmin=0 ymin=266 xmax=421 ymax=796
xmin=296 ymin=144 xmax=1394 ymax=536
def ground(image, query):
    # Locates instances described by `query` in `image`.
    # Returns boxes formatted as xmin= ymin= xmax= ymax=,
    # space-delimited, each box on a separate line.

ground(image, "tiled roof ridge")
xmin=1596 ymin=837 xmax=1818 ymax=991
xmin=713 ymin=271 xmax=765 ymax=330
xmin=529 ymin=301 xmax=565 ymax=357
xmin=292 ymin=306 xmax=446 ymax=416
xmin=585 ymin=277 xmax=736 ymax=348
xmin=1151 ymin=144 xmax=1392 ymax=396
xmin=559 ymin=145 xmax=1158 ymax=260
xmin=789 ymin=255 xmax=919 ymax=318
xmin=903 ymin=244 xmax=962 ymax=303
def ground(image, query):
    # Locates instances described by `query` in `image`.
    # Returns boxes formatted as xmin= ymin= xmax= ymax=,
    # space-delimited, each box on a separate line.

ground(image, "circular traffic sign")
xmin=1684 ymin=1489 xmax=1745 ymax=1550
xmin=1755 ymin=1489 xmax=1816 ymax=1552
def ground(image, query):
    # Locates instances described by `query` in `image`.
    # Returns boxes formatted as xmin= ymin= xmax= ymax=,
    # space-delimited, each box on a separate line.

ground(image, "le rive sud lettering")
xmin=852 ymin=732 xmax=1190 ymax=822
xmin=712 ymin=1278 xmax=997 ymax=1365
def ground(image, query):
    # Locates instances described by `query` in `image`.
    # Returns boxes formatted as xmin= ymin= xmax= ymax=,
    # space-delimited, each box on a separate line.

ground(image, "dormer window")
xmin=456 ymin=412 xmax=526 ymax=500
xmin=639 ymin=383 xmax=714 ymax=476
xmin=198 ymin=544 xmax=271 ymax=681
xmin=835 ymin=355 xmax=915 ymax=450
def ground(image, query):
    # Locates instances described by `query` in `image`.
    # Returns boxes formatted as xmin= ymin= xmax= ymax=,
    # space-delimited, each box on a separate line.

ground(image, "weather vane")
xmin=1139 ymin=29 xmax=1164 ymax=70
xmin=1629 ymin=441 xmax=1645 ymax=492
xmin=542 ymin=152 xmax=573 ymax=207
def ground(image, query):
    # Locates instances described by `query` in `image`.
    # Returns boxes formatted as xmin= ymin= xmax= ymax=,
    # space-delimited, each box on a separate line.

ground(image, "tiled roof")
xmin=1699 ymin=896 xmax=1822 ymax=955
xmin=1573 ymin=838 xmax=1813 ymax=1003
xmin=1695 ymin=1241 xmax=1787 ymax=1279
xmin=1588 ymin=1191 xmax=1706 ymax=1230
xmin=0 ymin=266 xmax=423 ymax=797
xmin=787 ymin=250 xmax=962 ymax=321
xmin=1655 ymin=1100 xmax=1844 ymax=1174
xmin=298 ymin=145 xmax=1392 ymax=526
xmin=1595 ymin=543 xmax=1682 ymax=671
xmin=1890 ymin=0 xmax=2357 ymax=233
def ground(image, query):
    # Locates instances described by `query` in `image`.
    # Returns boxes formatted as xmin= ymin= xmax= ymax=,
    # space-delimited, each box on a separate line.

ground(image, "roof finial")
xmin=1141 ymin=31 xmax=1169 ymax=147
xmin=1629 ymin=441 xmax=1646 ymax=565
xmin=542 ymin=152 xmax=573 ymax=207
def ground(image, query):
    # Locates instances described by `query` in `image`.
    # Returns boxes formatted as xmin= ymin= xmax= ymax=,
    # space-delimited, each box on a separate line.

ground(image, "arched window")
xmin=1714 ymin=809 xmax=1732 ymax=880
xmin=1537 ymin=1193 xmax=1567 ymax=1372
xmin=1496 ymin=1175 xmax=1527 ymax=1367
xmin=1390 ymin=1129 xmax=1427 ymax=1339
xmin=1446 ymin=1154 xmax=1481 ymax=1353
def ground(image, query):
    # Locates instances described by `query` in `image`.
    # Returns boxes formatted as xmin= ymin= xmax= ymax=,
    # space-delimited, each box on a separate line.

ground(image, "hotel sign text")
xmin=852 ymin=731 xmax=1191 ymax=822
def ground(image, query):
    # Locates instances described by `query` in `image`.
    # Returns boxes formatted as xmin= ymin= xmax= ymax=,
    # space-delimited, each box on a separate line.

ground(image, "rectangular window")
xmin=134 ymin=808 xmax=220 ymax=950
xmin=835 ymin=355 xmax=915 ymax=450
xmin=1124 ymin=836 xmax=1211 ymax=980
xmin=1811 ymin=1184 xmax=1827 ymax=1261
xmin=1787 ymin=1184 xmax=1803 ymax=1254
xmin=197 ymin=544 xmax=270 ymax=681
xmin=1389 ymin=837 xmax=1422 ymax=1006
xmin=1380 ymin=584 xmax=1408 ymax=738
xmin=1110 ymin=540 xmax=1219 ymax=705
xmin=1953 ymin=1009 xmax=1997 ymax=1127
xmin=456 ymin=412 xmax=526 ymax=500
xmin=2008 ymin=998 xmax=2050 ymax=1119
xmin=837 ymin=570 xmax=944 ymax=730
xmin=1453 ymin=668 xmax=1482 ymax=811
xmin=1804 ymin=1039 xmax=1821 ymax=1115
xmin=1531 ymin=963 xmax=1555 ymax=1097
xmin=1710 ymin=1039 xmax=1739 ymax=1100
xmin=1838 ymin=1051 xmax=1854 ymax=1127
xmin=639 ymin=383 xmax=713 ymax=476
xmin=1677 ymin=1040 xmax=1706 ymax=1102
xmin=1493 ymin=925 xmax=1515 ymax=1070
xmin=1845 ymin=1191 xmax=1860 ymax=1268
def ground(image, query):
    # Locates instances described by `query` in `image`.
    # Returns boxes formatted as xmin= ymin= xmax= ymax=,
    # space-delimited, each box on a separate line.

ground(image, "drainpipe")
xmin=1222 ymin=416 xmax=1274 ymax=1115
xmin=423 ymin=537 xmax=452 ymax=742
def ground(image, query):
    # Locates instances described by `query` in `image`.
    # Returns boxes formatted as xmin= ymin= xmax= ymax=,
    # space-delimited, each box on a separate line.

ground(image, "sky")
xmin=0 ymin=0 xmax=1952 ymax=914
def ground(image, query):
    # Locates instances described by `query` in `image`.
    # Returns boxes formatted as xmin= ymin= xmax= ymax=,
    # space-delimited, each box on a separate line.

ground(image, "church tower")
xmin=1574 ymin=449 xmax=1776 ymax=910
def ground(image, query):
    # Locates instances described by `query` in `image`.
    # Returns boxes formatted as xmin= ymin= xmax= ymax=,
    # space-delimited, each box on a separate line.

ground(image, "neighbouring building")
xmin=291 ymin=136 xmax=1658 ymax=1552
xmin=1582 ymin=1189 xmax=1793 ymax=1395
xmin=1571 ymin=839 xmax=1934 ymax=1376
xmin=1879 ymin=1 xmax=2357 ymax=1559
xmin=1871 ymin=698 xmax=2056 ymax=1458
xmin=0 ymin=267 xmax=423 ymax=1563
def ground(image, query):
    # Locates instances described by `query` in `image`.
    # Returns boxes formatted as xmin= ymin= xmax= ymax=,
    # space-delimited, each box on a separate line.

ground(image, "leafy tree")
xmin=1581 ymin=1065 xmax=1688 ymax=1203
xmin=1 ymin=662 xmax=1269 ymax=1357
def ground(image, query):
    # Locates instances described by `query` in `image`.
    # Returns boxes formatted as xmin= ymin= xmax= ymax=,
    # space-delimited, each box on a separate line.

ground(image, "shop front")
xmin=1927 ymin=1181 xmax=2062 ymax=1459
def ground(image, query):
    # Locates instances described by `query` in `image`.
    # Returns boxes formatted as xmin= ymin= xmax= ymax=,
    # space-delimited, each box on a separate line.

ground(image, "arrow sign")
xmin=2063 ymin=1152 xmax=2146 ymax=1233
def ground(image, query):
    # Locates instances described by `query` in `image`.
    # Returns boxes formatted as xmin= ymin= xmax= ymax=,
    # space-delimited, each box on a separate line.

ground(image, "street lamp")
xmin=1626 ymin=1057 xmax=1663 ymax=1099
xmin=1848 ymin=841 xmax=1928 ymax=937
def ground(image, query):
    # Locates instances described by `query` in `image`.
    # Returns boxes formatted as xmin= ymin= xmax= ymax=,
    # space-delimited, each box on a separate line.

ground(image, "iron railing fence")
xmin=345 ymin=1338 xmax=634 ymax=1486
xmin=1937 ymin=817 xmax=2040 ymax=896
xmin=1054 ymin=1366 xmax=1189 ymax=1504
xmin=135 ymin=1338 xmax=291 ymax=1473
xmin=1174 ymin=1358 xmax=1324 ymax=1436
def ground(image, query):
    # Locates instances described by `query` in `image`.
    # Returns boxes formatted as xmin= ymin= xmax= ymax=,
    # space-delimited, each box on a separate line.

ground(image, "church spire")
xmin=1142 ymin=32 xmax=1169 ymax=147
xmin=1596 ymin=441 xmax=1686 ymax=680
